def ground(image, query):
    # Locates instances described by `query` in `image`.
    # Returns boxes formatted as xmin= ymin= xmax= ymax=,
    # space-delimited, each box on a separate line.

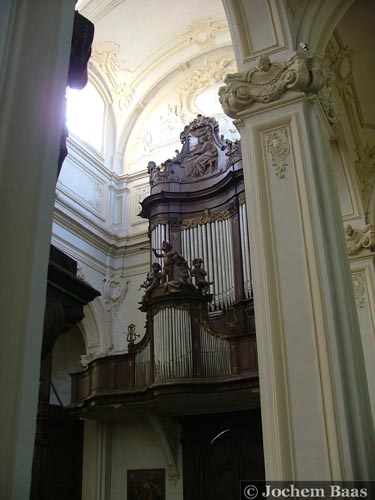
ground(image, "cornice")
xmin=77 ymin=0 xmax=123 ymax=23
xmin=219 ymin=52 xmax=328 ymax=119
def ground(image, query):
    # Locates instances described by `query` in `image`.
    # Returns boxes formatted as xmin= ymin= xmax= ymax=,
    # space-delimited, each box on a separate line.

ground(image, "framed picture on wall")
xmin=127 ymin=469 xmax=165 ymax=500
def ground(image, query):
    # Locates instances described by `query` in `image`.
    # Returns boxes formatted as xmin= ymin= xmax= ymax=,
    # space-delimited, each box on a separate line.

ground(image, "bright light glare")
xmin=66 ymin=82 xmax=105 ymax=152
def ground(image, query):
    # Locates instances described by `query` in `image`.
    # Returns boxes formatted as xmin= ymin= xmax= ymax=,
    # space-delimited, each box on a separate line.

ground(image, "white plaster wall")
xmin=111 ymin=417 xmax=183 ymax=500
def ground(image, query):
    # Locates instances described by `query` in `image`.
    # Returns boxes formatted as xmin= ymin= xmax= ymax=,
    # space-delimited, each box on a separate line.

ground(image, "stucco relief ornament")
xmin=219 ymin=52 xmax=326 ymax=118
xmin=187 ymin=17 xmax=220 ymax=49
xmin=352 ymin=272 xmax=367 ymax=309
xmin=103 ymin=273 xmax=129 ymax=315
xmin=345 ymin=224 xmax=375 ymax=256
xmin=266 ymin=128 xmax=290 ymax=178
xmin=318 ymin=72 xmax=340 ymax=124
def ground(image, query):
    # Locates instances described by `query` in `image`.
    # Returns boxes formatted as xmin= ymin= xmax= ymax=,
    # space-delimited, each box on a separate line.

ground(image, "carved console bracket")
xmin=219 ymin=52 xmax=328 ymax=118
xmin=345 ymin=224 xmax=375 ymax=256
xmin=145 ymin=413 xmax=180 ymax=483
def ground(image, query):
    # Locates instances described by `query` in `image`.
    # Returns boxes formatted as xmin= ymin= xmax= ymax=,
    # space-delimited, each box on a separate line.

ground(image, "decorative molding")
xmin=159 ymin=104 xmax=184 ymax=133
xmin=265 ymin=127 xmax=290 ymax=179
xmin=345 ymin=224 xmax=375 ymax=256
xmin=352 ymin=272 xmax=367 ymax=309
xmin=78 ymin=0 xmax=123 ymax=23
xmin=132 ymin=184 xmax=150 ymax=224
xmin=77 ymin=265 xmax=86 ymax=281
xmin=317 ymin=73 xmax=340 ymax=124
xmin=126 ymin=130 xmax=154 ymax=166
xmin=180 ymin=58 xmax=236 ymax=119
xmin=103 ymin=273 xmax=129 ymax=316
xmin=355 ymin=143 xmax=375 ymax=206
xmin=187 ymin=17 xmax=221 ymax=49
xmin=57 ymin=166 xmax=106 ymax=220
xmin=91 ymin=41 xmax=134 ymax=109
xmin=327 ymin=42 xmax=375 ymax=130
xmin=219 ymin=52 xmax=327 ymax=118
xmin=181 ymin=208 xmax=231 ymax=230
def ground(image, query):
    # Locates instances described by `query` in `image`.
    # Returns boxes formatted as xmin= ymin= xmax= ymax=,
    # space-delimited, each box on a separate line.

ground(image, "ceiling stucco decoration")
xmin=327 ymin=20 xmax=375 ymax=210
xmin=187 ymin=17 xmax=221 ymax=49
xmin=327 ymin=42 xmax=374 ymax=130
xmin=179 ymin=57 xmax=236 ymax=119
xmin=159 ymin=104 xmax=184 ymax=134
xmin=91 ymin=41 xmax=134 ymax=110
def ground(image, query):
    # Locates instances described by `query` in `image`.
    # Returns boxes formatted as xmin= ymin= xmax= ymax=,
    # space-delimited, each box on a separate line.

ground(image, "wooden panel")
xmin=115 ymin=354 xmax=135 ymax=389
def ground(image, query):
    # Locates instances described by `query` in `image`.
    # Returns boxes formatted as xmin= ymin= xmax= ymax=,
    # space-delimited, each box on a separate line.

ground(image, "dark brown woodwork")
xmin=42 ymin=246 xmax=100 ymax=359
xmin=31 ymin=246 xmax=100 ymax=500
xmin=30 ymin=406 xmax=84 ymax=500
xmin=181 ymin=410 xmax=265 ymax=500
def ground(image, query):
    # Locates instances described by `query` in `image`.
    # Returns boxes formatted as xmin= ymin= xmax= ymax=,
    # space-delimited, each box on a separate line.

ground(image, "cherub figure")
xmin=152 ymin=241 xmax=177 ymax=283
xmin=140 ymin=262 xmax=162 ymax=298
xmin=191 ymin=258 xmax=211 ymax=294
xmin=175 ymin=254 xmax=192 ymax=285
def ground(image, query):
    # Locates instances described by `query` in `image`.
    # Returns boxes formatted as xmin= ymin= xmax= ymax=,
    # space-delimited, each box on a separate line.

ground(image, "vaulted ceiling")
xmin=76 ymin=0 xmax=238 ymax=175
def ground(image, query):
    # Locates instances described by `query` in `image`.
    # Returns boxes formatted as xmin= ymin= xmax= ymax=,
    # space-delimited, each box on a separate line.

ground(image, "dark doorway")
xmin=181 ymin=409 xmax=265 ymax=500
xmin=30 ymin=408 xmax=84 ymax=500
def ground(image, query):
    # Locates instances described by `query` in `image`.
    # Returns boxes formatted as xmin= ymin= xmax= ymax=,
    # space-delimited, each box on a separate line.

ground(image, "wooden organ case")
xmin=138 ymin=115 xmax=257 ymax=385
xmin=70 ymin=116 xmax=259 ymax=412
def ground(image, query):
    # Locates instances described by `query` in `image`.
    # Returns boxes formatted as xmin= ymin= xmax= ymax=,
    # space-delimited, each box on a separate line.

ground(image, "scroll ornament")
xmin=345 ymin=224 xmax=375 ymax=256
xmin=219 ymin=52 xmax=327 ymax=118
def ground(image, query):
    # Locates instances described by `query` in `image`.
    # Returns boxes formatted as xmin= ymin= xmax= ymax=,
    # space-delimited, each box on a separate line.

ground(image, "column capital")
xmin=219 ymin=52 xmax=328 ymax=118
xmin=345 ymin=224 xmax=375 ymax=256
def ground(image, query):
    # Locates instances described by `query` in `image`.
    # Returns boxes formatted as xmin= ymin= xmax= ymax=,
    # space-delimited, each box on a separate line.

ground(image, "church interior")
xmin=1 ymin=1 xmax=375 ymax=499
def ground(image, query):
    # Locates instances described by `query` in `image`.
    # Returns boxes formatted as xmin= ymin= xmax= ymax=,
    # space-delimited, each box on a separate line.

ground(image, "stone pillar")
xmin=345 ymin=225 xmax=375 ymax=423
xmin=219 ymin=50 xmax=375 ymax=479
xmin=0 ymin=1 xmax=75 ymax=498
xmin=82 ymin=420 xmax=112 ymax=500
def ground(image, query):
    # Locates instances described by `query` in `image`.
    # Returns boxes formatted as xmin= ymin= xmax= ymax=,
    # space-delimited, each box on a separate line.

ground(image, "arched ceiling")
xmin=76 ymin=0 xmax=237 ymax=175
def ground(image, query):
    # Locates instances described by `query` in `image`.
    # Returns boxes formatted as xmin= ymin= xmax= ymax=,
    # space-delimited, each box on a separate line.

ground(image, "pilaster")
xmin=82 ymin=420 xmax=112 ymax=500
xmin=0 ymin=1 xmax=75 ymax=498
xmin=219 ymin=52 xmax=375 ymax=479
xmin=345 ymin=225 xmax=375 ymax=424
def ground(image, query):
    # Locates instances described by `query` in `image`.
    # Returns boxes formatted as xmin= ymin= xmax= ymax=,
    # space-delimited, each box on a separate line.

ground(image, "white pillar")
xmin=345 ymin=225 xmax=375 ymax=424
xmin=219 ymin=50 xmax=375 ymax=479
xmin=0 ymin=1 xmax=74 ymax=498
xmin=82 ymin=420 xmax=112 ymax=500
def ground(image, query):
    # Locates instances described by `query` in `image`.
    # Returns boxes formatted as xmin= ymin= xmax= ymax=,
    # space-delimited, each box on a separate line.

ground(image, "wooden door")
xmin=181 ymin=410 xmax=264 ymax=500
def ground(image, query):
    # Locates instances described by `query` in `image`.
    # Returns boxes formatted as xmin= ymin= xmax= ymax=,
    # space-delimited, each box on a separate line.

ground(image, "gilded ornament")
xmin=181 ymin=209 xmax=231 ymax=229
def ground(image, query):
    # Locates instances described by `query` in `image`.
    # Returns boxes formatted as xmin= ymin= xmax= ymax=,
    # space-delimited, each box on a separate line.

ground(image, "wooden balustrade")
xmin=70 ymin=334 xmax=257 ymax=406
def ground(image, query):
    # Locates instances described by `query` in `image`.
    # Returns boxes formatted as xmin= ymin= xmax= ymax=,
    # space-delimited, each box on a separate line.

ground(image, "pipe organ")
xmin=137 ymin=115 xmax=256 ymax=383
xmin=70 ymin=116 xmax=258 ymax=408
